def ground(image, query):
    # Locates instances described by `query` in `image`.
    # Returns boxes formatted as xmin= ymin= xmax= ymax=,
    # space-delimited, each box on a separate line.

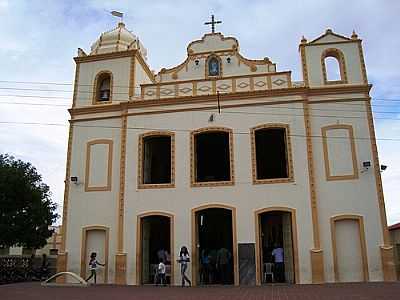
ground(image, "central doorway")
xmin=192 ymin=205 xmax=238 ymax=286
xmin=255 ymin=208 xmax=298 ymax=285
xmin=137 ymin=213 xmax=174 ymax=285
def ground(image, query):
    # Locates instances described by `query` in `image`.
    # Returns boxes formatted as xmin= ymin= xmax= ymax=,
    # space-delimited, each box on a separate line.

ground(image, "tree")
xmin=0 ymin=154 xmax=58 ymax=250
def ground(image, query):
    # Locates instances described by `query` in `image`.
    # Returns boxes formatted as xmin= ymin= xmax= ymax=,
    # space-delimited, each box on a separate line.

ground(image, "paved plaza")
xmin=1 ymin=282 xmax=400 ymax=300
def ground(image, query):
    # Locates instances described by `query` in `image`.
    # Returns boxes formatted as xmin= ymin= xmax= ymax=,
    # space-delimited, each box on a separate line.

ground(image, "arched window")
xmin=138 ymin=132 xmax=175 ymax=188
xmin=191 ymin=127 xmax=234 ymax=186
xmin=325 ymin=57 xmax=341 ymax=81
xmin=94 ymin=71 xmax=112 ymax=103
xmin=251 ymin=124 xmax=294 ymax=184
xmin=207 ymin=55 xmax=221 ymax=77
xmin=321 ymin=48 xmax=347 ymax=84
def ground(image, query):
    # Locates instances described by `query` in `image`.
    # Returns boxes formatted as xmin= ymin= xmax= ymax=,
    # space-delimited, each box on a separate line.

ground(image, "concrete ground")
xmin=1 ymin=282 xmax=400 ymax=300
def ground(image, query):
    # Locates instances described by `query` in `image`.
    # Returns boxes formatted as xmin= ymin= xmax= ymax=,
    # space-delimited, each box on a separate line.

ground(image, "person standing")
xmin=177 ymin=246 xmax=191 ymax=287
xmin=217 ymin=247 xmax=231 ymax=284
xmin=86 ymin=252 xmax=105 ymax=284
xmin=271 ymin=244 xmax=284 ymax=282
xmin=157 ymin=259 xmax=166 ymax=286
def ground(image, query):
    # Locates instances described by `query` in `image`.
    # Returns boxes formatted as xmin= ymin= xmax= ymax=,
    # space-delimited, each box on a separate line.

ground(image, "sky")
xmin=0 ymin=0 xmax=399 ymax=225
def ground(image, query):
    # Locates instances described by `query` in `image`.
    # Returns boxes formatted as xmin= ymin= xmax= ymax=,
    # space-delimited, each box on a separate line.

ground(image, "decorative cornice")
xmin=69 ymin=84 xmax=371 ymax=117
xmin=74 ymin=49 xmax=137 ymax=63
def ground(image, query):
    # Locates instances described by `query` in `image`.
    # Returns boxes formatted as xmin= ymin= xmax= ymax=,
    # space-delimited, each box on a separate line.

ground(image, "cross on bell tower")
xmin=204 ymin=14 xmax=222 ymax=33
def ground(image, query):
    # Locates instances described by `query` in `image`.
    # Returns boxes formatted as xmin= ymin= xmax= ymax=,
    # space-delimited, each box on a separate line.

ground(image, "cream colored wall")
xmin=122 ymin=101 xmax=314 ymax=284
xmin=305 ymin=43 xmax=363 ymax=87
xmin=310 ymin=100 xmax=384 ymax=281
xmin=66 ymin=118 xmax=121 ymax=282
xmin=134 ymin=57 xmax=153 ymax=97
xmin=75 ymin=57 xmax=131 ymax=107
xmin=325 ymin=128 xmax=354 ymax=176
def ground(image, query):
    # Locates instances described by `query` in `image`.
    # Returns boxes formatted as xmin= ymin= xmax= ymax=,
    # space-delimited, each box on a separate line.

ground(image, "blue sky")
xmin=0 ymin=0 xmax=399 ymax=224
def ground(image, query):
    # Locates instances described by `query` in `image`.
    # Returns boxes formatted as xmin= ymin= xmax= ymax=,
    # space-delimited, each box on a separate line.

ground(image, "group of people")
xmin=199 ymin=247 xmax=232 ymax=285
xmin=86 ymin=245 xmax=284 ymax=285
xmin=85 ymin=246 xmax=192 ymax=286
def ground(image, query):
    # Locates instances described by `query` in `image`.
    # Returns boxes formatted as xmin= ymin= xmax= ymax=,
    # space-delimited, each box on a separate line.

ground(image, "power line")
xmin=0 ymin=121 xmax=399 ymax=142
xmin=0 ymin=100 xmax=400 ymax=121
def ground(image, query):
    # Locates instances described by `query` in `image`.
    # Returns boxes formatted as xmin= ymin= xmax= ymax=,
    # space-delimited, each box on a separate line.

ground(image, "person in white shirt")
xmin=157 ymin=259 xmax=166 ymax=286
xmin=177 ymin=246 xmax=191 ymax=287
xmin=85 ymin=252 xmax=105 ymax=284
xmin=271 ymin=244 xmax=284 ymax=282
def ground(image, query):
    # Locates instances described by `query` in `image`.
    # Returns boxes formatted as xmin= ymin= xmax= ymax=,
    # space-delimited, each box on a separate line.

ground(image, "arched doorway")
xmin=255 ymin=207 xmax=299 ymax=285
xmin=191 ymin=204 xmax=238 ymax=286
xmin=80 ymin=225 xmax=109 ymax=284
xmin=136 ymin=212 xmax=174 ymax=285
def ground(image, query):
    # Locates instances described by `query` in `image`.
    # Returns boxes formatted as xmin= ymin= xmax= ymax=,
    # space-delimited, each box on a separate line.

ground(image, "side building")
xmin=57 ymin=22 xmax=396 ymax=285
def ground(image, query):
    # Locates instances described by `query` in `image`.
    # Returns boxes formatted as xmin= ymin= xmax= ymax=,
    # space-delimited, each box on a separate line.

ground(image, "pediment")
xmin=187 ymin=33 xmax=239 ymax=54
xmin=308 ymin=29 xmax=351 ymax=45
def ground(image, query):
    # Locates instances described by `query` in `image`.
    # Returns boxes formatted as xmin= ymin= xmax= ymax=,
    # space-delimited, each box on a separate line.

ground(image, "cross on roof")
xmin=204 ymin=15 xmax=222 ymax=34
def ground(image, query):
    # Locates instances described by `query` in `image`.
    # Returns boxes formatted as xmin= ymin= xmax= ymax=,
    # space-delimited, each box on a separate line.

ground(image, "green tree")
xmin=0 ymin=154 xmax=58 ymax=250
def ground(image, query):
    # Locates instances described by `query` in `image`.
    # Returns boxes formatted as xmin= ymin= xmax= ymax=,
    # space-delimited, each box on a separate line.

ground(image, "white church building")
xmin=57 ymin=19 xmax=396 ymax=285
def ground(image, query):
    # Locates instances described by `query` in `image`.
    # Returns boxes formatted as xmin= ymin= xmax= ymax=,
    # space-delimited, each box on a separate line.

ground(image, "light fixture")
xmin=361 ymin=161 xmax=371 ymax=173
xmin=70 ymin=176 xmax=78 ymax=184
xmin=227 ymin=57 xmax=231 ymax=63
xmin=195 ymin=59 xmax=199 ymax=66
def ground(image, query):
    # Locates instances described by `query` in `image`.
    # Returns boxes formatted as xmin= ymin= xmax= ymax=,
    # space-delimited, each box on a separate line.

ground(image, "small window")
xmin=254 ymin=127 xmax=289 ymax=180
xmin=194 ymin=130 xmax=231 ymax=182
xmin=208 ymin=56 xmax=220 ymax=77
xmin=94 ymin=72 xmax=112 ymax=103
xmin=142 ymin=135 xmax=172 ymax=185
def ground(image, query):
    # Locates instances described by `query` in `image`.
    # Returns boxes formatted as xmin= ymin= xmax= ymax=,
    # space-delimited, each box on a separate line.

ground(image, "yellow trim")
xmin=321 ymin=48 xmax=348 ymax=85
xmin=71 ymin=84 xmax=371 ymax=117
xmin=330 ymin=214 xmax=369 ymax=282
xmin=254 ymin=207 xmax=300 ymax=285
xmin=92 ymin=71 xmax=113 ymax=105
xmin=357 ymin=41 xmax=368 ymax=84
xmin=84 ymin=139 xmax=113 ymax=192
xmin=129 ymin=56 xmax=135 ymax=98
xmin=303 ymin=101 xmax=324 ymax=283
xmin=191 ymin=203 xmax=238 ymax=286
xmin=190 ymin=127 xmax=235 ymax=187
xmin=137 ymin=131 xmax=175 ymax=189
xmin=80 ymin=225 xmax=110 ymax=283
xmin=364 ymin=99 xmax=396 ymax=280
xmin=74 ymin=49 xmax=137 ymax=63
xmin=135 ymin=211 xmax=175 ymax=285
xmin=321 ymin=124 xmax=359 ymax=181
xmin=60 ymin=124 xmax=74 ymax=253
xmin=72 ymin=64 xmax=80 ymax=108
xmin=250 ymin=124 xmax=294 ymax=184
xmin=299 ymin=45 xmax=309 ymax=87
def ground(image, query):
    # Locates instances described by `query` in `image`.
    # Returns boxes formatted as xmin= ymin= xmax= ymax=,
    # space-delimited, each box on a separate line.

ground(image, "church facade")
xmin=57 ymin=21 xmax=396 ymax=285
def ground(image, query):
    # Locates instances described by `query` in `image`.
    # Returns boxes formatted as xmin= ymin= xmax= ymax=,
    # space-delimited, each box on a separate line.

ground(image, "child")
xmin=86 ymin=252 xmax=105 ymax=284
xmin=157 ymin=259 xmax=166 ymax=286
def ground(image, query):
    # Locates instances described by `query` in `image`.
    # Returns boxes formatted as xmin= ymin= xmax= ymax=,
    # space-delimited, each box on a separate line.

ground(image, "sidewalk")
xmin=1 ymin=282 xmax=400 ymax=300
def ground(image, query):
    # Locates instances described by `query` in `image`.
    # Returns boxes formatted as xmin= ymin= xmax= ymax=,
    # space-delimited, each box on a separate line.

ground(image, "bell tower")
xmin=299 ymin=29 xmax=368 ymax=88
xmin=71 ymin=22 xmax=154 ymax=109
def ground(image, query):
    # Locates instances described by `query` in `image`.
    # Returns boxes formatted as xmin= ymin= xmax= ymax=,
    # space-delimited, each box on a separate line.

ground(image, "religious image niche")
xmin=208 ymin=57 xmax=220 ymax=76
